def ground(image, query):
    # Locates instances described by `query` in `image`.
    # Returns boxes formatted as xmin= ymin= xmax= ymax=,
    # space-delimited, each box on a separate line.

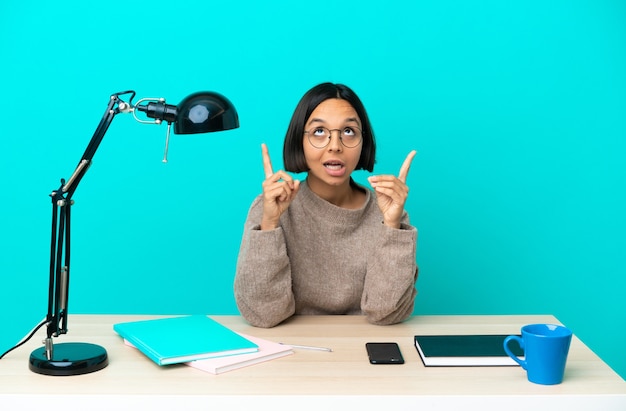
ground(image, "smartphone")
xmin=365 ymin=342 xmax=405 ymax=364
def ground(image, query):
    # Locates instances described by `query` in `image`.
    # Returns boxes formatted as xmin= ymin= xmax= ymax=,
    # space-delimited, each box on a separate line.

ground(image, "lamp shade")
xmin=174 ymin=91 xmax=239 ymax=134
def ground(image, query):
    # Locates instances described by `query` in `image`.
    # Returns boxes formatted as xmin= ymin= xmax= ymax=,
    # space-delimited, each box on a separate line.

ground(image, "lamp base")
xmin=29 ymin=342 xmax=108 ymax=376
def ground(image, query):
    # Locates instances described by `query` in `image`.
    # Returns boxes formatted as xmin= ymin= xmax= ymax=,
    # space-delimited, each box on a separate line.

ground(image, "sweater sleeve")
xmin=233 ymin=197 xmax=296 ymax=328
xmin=361 ymin=213 xmax=418 ymax=325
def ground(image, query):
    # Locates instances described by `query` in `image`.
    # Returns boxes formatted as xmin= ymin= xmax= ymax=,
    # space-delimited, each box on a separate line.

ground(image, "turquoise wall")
xmin=2 ymin=1 xmax=624 ymax=379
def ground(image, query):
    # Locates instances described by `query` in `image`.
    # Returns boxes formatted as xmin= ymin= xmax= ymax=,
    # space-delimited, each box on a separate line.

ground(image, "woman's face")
xmin=302 ymin=98 xmax=363 ymax=190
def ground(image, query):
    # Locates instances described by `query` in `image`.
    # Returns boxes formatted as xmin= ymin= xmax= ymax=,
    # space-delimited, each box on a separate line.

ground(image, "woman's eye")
xmin=313 ymin=128 xmax=327 ymax=136
xmin=343 ymin=127 xmax=355 ymax=136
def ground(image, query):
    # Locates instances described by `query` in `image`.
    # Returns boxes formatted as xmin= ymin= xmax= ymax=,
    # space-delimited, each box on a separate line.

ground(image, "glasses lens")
xmin=340 ymin=126 xmax=362 ymax=147
xmin=307 ymin=127 xmax=330 ymax=148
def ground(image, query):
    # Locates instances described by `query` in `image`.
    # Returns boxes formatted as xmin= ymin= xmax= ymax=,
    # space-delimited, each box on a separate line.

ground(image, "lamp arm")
xmin=63 ymin=91 xmax=136 ymax=198
xmin=44 ymin=91 xmax=135 ymax=357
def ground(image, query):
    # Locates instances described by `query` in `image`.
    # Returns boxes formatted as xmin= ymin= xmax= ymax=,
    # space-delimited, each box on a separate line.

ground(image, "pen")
xmin=280 ymin=343 xmax=332 ymax=352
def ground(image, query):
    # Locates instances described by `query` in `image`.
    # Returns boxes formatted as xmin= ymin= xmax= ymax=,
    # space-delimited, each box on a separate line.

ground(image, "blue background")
xmin=2 ymin=1 xmax=624 ymax=379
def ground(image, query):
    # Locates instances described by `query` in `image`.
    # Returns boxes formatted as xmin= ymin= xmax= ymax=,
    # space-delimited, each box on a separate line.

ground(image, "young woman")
xmin=234 ymin=83 xmax=418 ymax=328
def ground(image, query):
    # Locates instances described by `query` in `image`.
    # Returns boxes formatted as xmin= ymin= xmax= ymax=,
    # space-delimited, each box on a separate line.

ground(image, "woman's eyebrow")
xmin=307 ymin=117 xmax=360 ymax=125
xmin=307 ymin=118 xmax=326 ymax=125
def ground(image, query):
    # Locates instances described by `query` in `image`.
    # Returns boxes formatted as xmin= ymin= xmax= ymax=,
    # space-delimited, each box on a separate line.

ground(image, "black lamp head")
xmin=135 ymin=91 xmax=239 ymax=134
xmin=131 ymin=90 xmax=240 ymax=162
xmin=174 ymin=91 xmax=239 ymax=134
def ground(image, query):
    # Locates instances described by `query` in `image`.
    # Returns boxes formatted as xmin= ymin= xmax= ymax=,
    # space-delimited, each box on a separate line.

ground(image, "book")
xmin=123 ymin=333 xmax=293 ymax=374
xmin=113 ymin=315 xmax=258 ymax=366
xmin=185 ymin=333 xmax=294 ymax=374
xmin=414 ymin=334 xmax=524 ymax=367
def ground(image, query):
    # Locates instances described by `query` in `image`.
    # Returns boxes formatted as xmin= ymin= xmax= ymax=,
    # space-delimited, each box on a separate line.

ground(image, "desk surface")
xmin=1 ymin=314 xmax=625 ymax=410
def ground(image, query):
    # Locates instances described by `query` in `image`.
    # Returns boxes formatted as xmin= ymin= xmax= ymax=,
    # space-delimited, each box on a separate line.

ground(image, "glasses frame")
xmin=304 ymin=126 xmax=363 ymax=149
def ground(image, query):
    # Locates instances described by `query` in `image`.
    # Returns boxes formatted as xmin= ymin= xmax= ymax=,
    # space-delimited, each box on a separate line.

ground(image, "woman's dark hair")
xmin=283 ymin=83 xmax=376 ymax=172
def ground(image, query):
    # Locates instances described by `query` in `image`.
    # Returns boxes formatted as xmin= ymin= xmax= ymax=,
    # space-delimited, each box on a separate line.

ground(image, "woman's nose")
xmin=327 ymin=130 xmax=343 ymax=151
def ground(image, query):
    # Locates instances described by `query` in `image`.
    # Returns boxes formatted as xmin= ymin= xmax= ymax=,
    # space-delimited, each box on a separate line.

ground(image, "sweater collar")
xmin=299 ymin=178 xmax=372 ymax=225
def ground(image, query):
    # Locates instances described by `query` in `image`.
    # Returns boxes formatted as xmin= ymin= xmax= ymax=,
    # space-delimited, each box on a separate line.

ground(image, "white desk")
xmin=1 ymin=314 xmax=624 ymax=410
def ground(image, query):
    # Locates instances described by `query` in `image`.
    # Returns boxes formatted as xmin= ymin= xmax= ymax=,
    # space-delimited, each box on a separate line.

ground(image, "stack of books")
xmin=113 ymin=315 xmax=293 ymax=374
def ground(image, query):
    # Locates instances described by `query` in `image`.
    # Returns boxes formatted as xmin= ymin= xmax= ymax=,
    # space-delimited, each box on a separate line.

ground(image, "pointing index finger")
xmin=261 ymin=143 xmax=274 ymax=178
xmin=398 ymin=150 xmax=417 ymax=183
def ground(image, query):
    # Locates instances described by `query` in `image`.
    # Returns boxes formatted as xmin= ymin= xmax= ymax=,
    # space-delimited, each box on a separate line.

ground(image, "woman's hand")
xmin=260 ymin=143 xmax=300 ymax=230
xmin=367 ymin=150 xmax=416 ymax=229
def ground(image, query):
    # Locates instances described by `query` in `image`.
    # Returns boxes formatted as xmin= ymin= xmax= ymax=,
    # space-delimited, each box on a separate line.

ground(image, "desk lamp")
xmin=27 ymin=90 xmax=239 ymax=376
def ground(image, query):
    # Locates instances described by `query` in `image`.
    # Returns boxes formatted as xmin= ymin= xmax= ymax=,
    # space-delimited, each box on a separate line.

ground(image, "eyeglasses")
xmin=304 ymin=126 xmax=363 ymax=149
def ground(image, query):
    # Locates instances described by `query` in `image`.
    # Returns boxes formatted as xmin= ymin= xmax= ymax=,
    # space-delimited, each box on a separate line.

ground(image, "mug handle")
xmin=504 ymin=335 xmax=526 ymax=369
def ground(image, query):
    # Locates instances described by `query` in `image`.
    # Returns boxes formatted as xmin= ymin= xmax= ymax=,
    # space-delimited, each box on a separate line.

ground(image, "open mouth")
xmin=323 ymin=161 xmax=344 ymax=170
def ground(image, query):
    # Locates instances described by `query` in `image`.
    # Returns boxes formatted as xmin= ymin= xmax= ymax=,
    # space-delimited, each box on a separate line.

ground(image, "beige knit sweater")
xmin=234 ymin=179 xmax=418 ymax=328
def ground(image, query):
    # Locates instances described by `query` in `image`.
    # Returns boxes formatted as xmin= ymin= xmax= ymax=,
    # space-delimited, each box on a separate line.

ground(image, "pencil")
xmin=280 ymin=343 xmax=332 ymax=352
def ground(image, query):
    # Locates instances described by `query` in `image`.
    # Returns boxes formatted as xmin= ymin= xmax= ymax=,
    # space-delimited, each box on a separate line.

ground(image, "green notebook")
xmin=113 ymin=315 xmax=258 ymax=366
xmin=414 ymin=334 xmax=523 ymax=367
